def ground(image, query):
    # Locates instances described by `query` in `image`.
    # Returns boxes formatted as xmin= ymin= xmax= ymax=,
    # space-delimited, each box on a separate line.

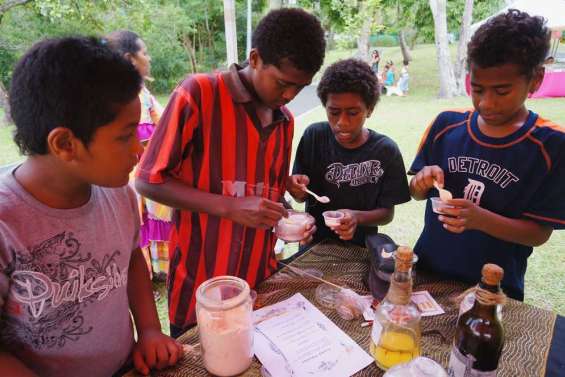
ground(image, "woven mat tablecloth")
xmin=128 ymin=240 xmax=556 ymax=377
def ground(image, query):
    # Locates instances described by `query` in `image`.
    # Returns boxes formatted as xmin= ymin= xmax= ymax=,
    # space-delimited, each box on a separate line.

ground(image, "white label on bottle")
xmin=458 ymin=292 xmax=475 ymax=318
xmin=370 ymin=320 xmax=383 ymax=344
xmin=447 ymin=345 xmax=497 ymax=377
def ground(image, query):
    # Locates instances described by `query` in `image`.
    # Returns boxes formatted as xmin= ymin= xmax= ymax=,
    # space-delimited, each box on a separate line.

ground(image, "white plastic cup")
xmin=430 ymin=197 xmax=455 ymax=214
xmin=323 ymin=210 xmax=344 ymax=228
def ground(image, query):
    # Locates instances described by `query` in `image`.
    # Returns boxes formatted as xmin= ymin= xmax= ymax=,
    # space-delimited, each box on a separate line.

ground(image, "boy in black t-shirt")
xmin=287 ymin=59 xmax=411 ymax=247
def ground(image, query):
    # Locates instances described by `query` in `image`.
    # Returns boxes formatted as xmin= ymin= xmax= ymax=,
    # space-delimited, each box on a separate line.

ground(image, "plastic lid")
xmin=383 ymin=357 xmax=448 ymax=377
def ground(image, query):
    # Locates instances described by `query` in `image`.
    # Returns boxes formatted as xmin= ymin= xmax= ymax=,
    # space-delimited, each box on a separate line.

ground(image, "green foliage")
xmin=0 ymin=0 xmax=267 ymax=95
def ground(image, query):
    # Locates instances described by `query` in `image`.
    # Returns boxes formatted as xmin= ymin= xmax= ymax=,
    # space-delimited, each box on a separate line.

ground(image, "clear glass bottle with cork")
xmin=370 ymin=246 xmax=421 ymax=370
xmin=448 ymin=263 xmax=505 ymax=377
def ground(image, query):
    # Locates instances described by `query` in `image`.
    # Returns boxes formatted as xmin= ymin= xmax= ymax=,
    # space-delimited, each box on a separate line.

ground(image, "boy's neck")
xmin=14 ymin=157 xmax=92 ymax=209
xmin=478 ymin=107 xmax=530 ymax=138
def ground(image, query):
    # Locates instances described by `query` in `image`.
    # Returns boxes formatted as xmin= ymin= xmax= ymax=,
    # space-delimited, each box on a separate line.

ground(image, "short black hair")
xmin=468 ymin=9 xmax=550 ymax=77
xmin=252 ymin=8 xmax=325 ymax=74
xmin=317 ymin=59 xmax=379 ymax=110
xmin=10 ymin=36 xmax=142 ymax=155
xmin=104 ymin=30 xmax=141 ymax=56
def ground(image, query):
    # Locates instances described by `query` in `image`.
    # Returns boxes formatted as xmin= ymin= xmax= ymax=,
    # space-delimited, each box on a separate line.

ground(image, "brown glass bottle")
xmin=447 ymin=264 xmax=504 ymax=376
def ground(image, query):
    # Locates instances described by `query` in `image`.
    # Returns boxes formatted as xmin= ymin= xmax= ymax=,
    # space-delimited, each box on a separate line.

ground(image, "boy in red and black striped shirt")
xmin=136 ymin=8 xmax=326 ymax=337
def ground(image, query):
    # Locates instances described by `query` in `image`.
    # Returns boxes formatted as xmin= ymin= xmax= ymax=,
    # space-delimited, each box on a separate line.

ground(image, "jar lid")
xmin=196 ymin=275 xmax=251 ymax=311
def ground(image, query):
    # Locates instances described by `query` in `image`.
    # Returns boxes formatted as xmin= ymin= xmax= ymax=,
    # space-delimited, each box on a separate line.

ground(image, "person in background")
xmin=0 ymin=36 xmax=181 ymax=377
xmin=397 ymin=60 xmax=410 ymax=96
xmin=287 ymin=59 xmax=410 ymax=251
xmin=135 ymin=8 xmax=326 ymax=338
xmin=106 ymin=30 xmax=171 ymax=285
xmin=409 ymin=10 xmax=565 ymax=300
xmin=384 ymin=60 xmax=395 ymax=86
xmin=371 ymin=49 xmax=380 ymax=76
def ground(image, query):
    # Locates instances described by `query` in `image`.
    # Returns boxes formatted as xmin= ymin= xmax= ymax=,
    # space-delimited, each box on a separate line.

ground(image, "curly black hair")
xmin=317 ymin=59 xmax=379 ymax=110
xmin=104 ymin=30 xmax=142 ymax=56
xmin=468 ymin=9 xmax=550 ymax=77
xmin=252 ymin=8 xmax=325 ymax=74
xmin=10 ymin=36 xmax=142 ymax=155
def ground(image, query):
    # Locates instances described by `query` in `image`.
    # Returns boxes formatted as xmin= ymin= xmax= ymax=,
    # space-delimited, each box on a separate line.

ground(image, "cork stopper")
xmin=481 ymin=263 xmax=504 ymax=286
xmin=394 ymin=246 xmax=413 ymax=273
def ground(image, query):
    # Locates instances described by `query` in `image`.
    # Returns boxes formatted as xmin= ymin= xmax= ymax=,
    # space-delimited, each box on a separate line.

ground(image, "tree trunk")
xmin=429 ymin=0 xmax=457 ymax=98
xmin=454 ymin=0 xmax=474 ymax=96
xmin=399 ymin=29 xmax=412 ymax=63
xmin=246 ymin=0 xmax=252 ymax=58
xmin=269 ymin=0 xmax=282 ymax=9
xmin=223 ymin=0 xmax=238 ymax=66
xmin=204 ymin=2 xmax=215 ymax=54
xmin=181 ymin=34 xmax=198 ymax=74
xmin=356 ymin=1 xmax=372 ymax=62
xmin=0 ymin=81 xmax=11 ymax=126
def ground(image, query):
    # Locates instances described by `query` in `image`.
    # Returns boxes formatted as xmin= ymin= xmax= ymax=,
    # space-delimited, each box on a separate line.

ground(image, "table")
xmin=465 ymin=71 xmax=565 ymax=99
xmin=125 ymin=240 xmax=565 ymax=377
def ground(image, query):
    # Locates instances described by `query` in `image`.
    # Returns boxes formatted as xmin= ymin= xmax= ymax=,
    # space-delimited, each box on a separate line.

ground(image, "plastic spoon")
xmin=304 ymin=187 xmax=330 ymax=203
xmin=433 ymin=181 xmax=452 ymax=201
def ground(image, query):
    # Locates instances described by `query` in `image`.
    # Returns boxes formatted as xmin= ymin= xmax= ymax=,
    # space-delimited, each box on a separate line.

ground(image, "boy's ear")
xmin=46 ymin=127 xmax=80 ymax=162
xmin=248 ymin=49 xmax=260 ymax=69
xmin=529 ymin=66 xmax=545 ymax=93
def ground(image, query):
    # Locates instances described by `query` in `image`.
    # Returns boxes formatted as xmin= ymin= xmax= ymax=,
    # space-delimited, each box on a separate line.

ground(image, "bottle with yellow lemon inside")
xmin=370 ymin=246 xmax=421 ymax=370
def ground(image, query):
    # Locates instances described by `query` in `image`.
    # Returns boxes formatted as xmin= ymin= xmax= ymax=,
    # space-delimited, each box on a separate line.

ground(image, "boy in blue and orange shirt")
xmin=409 ymin=10 xmax=565 ymax=300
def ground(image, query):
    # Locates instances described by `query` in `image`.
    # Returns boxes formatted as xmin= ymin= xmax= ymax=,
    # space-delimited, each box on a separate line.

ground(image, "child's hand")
xmin=228 ymin=196 xmax=288 ymax=229
xmin=411 ymin=165 xmax=444 ymax=198
xmin=437 ymin=199 xmax=486 ymax=233
xmin=132 ymin=328 xmax=183 ymax=375
xmin=332 ymin=210 xmax=358 ymax=241
xmin=286 ymin=175 xmax=310 ymax=201
xmin=299 ymin=222 xmax=317 ymax=246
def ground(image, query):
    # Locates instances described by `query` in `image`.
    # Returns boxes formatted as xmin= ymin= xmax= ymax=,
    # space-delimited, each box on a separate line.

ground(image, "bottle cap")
xmin=394 ymin=246 xmax=413 ymax=272
xmin=481 ymin=263 xmax=504 ymax=286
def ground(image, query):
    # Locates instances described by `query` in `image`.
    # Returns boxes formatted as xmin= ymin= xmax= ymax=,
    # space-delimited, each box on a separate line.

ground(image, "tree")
xmin=429 ymin=0 xmax=457 ymax=98
xmin=454 ymin=0 xmax=474 ymax=95
xmin=223 ymin=0 xmax=238 ymax=66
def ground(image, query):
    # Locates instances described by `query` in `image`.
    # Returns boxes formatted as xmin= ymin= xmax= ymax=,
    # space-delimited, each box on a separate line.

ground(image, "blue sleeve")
xmin=523 ymin=150 xmax=565 ymax=229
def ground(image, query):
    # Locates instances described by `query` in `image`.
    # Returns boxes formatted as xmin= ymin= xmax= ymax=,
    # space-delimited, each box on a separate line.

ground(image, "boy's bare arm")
xmin=135 ymin=176 xmax=287 ymax=229
xmin=127 ymin=248 xmax=182 ymax=374
xmin=0 ymin=350 xmax=38 ymax=377
xmin=439 ymin=199 xmax=553 ymax=247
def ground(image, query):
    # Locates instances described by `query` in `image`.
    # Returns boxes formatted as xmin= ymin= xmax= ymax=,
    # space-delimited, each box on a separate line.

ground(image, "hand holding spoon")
xmin=433 ymin=181 xmax=452 ymax=201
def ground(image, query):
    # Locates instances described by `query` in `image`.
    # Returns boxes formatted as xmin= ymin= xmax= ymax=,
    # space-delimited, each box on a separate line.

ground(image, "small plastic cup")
xmin=323 ymin=210 xmax=344 ymax=228
xmin=430 ymin=197 xmax=454 ymax=214
xmin=274 ymin=210 xmax=314 ymax=242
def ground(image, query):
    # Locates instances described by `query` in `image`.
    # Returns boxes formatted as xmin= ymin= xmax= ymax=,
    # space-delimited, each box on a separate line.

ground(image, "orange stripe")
xmin=535 ymin=117 xmax=565 ymax=134
xmin=526 ymin=135 xmax=552 ymax=170
xmin=523 ymin=212 xmax=565 ymax=225
xmin=433 ymin=119 xmax=467 ymax=143
xmin=466 ymin=112 xmax=536 ymax=149
xmin=415 ymin=117 xmax=437 ymax=155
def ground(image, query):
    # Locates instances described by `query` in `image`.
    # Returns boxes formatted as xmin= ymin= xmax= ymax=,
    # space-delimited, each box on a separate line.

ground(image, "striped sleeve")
xmin=136 ymin=79 xmax=201 ymax=184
